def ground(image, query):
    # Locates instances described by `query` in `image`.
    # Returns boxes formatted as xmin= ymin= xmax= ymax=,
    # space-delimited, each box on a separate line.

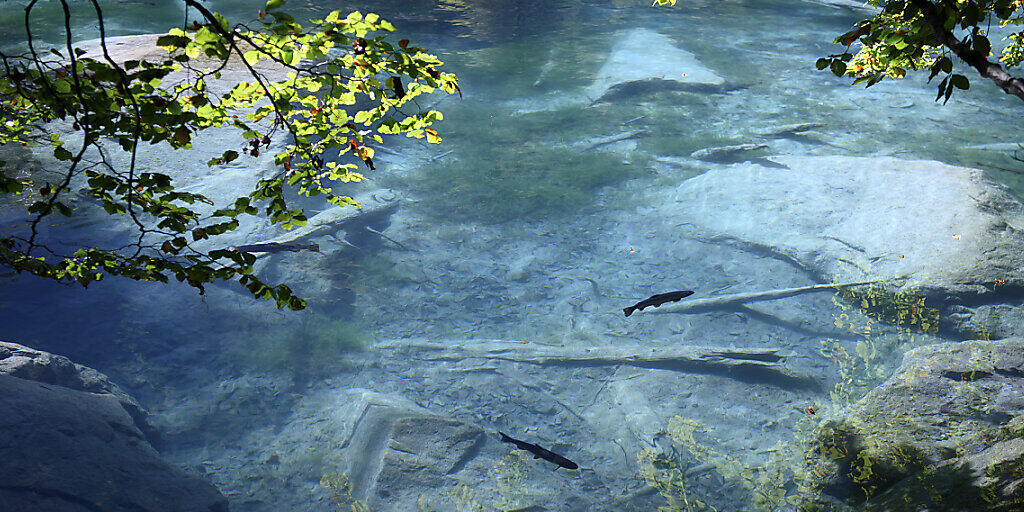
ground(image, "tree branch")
xmin=910 ymin=0 xmax=1024 ymax=101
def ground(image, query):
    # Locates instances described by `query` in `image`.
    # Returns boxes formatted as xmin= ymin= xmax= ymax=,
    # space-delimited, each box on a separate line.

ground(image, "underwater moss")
xmin=834 ymin=284 xmax=939 ymax=335
xmin=493 ymin=450 xmax=530 ymax=511
xmin=637 ymin=446 xmax=717 ymax=512
xmin=806 ymin=421 xmax=1017 ymax=512
xmin=637 ymin=416 xmax=830 ymax=512
xmin=236 ymin=314 xmax=365 ymax=378
xmin=823 ymin=282 xmax=938 ymax=405
xmin=321 ymin=471 xmax=369 ymax=512
xmin=447 ymin=483 xmax=489 ymax=512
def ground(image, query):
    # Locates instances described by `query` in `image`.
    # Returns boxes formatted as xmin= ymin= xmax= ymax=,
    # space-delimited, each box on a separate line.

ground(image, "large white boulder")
xmin=660 ymin=156 xmax=1024 ymax=295
xmin=586 ymin=28 xmax=724 ymax=102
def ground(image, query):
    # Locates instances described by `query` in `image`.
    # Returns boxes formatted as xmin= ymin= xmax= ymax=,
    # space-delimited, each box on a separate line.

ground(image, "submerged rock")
xmin=690 ymin=143 xmax=769 ymax=162
xmin=0 ymin=343 xmax=227 ymax=512
xmin=339 ymin=391 xmax=487 ymax=508
xmin=806 ymin=340 xmax=1024 ymax=510
xmin=223 ymin=388 xmax=555 ymax=511
xmin=586 ymin=28 xmax=724 ymax=103
xmin=755 ymin=122 xmax=826 ymax=139
xmin=0 ymin=341 xmax=157 ymax=443
xmin=663 ymin=156 xmax=1024 ymax=297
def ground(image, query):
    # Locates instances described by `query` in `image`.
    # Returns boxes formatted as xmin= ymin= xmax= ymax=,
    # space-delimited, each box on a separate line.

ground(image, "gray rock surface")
xmin=0 ymin=372 xmax=227 ymax=512
xmin=659 ymin=156 xmax=1024 ymax=297
xmin=585 ymin=28 xmax=724 ymax=102
xmin=851 ymin=340 xmax=1024 ymax=452
xmin=0 ymin=341 xmax=157 ymax=443
xmin=336 ymin=390 xmax=488 ymax=509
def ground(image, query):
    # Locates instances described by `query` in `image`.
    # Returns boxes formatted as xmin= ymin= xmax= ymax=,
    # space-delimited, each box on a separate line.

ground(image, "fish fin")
xmin=498 ymin=432 xmax=512 ymax=443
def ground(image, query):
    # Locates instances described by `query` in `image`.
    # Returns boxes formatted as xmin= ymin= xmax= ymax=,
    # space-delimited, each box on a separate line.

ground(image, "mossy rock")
xmin=805 ymin=340 xmax=1024 ymax=511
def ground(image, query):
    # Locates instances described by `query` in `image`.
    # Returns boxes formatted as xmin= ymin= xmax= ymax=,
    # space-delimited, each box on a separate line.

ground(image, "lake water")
xmin=2 ymin=0 xmax=1023 ymax=511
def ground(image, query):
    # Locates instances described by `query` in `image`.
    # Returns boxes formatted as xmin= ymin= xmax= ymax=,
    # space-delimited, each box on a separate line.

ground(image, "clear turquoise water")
xmin=1 ymin=1 xmax=1022 ymax=510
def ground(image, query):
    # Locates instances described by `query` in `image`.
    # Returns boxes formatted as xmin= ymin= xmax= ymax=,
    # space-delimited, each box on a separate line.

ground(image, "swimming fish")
xmin=498 ymin=432 xmax=578 ymax=470
xmin=623 ymin=290 xmax=695 ymax=317
xmin=233 ymin=242 xmax=320 ymax=254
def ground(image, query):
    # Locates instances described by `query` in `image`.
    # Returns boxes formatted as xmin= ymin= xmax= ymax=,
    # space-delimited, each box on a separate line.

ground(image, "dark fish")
xmin=233 ymin=242 xmax=320 ymax=254
xmin=498 ymin=432 xmax=578 ymax=470
xmin=623 ymin=290 xmax=695 ymax=317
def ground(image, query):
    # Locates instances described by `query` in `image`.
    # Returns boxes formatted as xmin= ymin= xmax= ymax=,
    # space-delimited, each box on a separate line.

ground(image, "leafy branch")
xmin=0 ymin=0 xmax=459 ymax=309
xmin=818 ymin=0 xmax=1024 ymax=103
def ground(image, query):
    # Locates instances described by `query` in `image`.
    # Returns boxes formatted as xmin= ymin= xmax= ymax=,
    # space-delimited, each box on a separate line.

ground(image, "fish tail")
xmin=623 ymin=306 xmax=635 ymax=317
xmin=498 ymin=432 xmax=513 ymax=443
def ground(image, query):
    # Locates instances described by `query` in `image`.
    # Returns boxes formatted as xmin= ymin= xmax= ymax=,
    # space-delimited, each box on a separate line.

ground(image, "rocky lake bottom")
xmin=2 ymin=0 xmax=1024 ymax=511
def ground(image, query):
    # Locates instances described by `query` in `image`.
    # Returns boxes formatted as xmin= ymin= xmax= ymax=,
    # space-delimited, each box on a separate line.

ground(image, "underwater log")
xmin=633 ymin=279 xmax=882 ymax=315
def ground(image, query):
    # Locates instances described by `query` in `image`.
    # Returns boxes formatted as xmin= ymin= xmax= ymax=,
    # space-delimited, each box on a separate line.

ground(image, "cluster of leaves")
xmin=817 ymin=0 xmax=1024 ymax=103
xmin=0 ymin=0 xmax=458 ymax=308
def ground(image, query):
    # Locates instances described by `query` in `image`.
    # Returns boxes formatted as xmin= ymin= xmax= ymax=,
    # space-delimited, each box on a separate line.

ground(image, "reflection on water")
xmin=1 ymin=0 xmax=1023 ymax=511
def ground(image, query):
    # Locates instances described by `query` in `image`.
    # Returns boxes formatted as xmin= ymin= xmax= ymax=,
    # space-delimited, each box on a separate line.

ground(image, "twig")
xmin=429 ymin=149 xmax=455 ymax=162
xmin=364 ymin=225 xmax=410 ymax=250
xmin=582 ymin=130 xmax=643 ymax=151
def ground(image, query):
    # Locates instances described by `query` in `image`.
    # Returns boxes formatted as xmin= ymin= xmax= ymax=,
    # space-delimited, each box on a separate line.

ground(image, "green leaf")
xmin=830 ymin=60 xmax=847 ymax=77
xmin=815 ymin=58 xmax=830 ymax=70
xmin=973 ymin=35 xmax=991 ymax=56
xmin=54 ymin=202 xmax=72 ymax=217
xmin=156 ymin=34 xmax=190 ymax=49
xmin=53 ymin=146 xmax=73 ymax=161
xmin=266 ymin=0 xmax=285 ymax=10
xmin=950 ymin=74 xmax=970 ymax=90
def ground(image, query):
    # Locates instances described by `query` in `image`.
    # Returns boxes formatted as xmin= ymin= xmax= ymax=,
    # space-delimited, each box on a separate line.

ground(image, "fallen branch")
xmin=364 ymin=225 xmax=410 ymax=250
xmin=376 ymin=340 xmax=818 ymax=390
xmin=637 ymin=279 xmax=882 ymax=315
